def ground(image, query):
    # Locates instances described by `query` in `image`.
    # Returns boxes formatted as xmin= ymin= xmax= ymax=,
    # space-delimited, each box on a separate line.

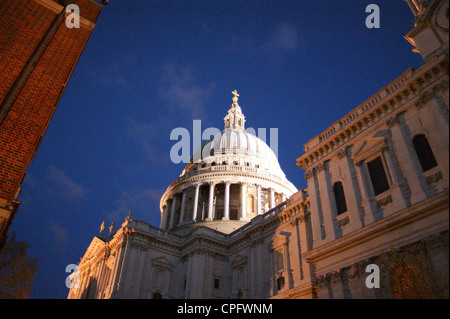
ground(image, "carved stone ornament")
xmin=316 ymin=162 xmax=325 ymax=173
xmin=305 ymin=169 xmax=314 ymax=180
xmin=426 ymin=171 xmax=443 ymax=185
xmin=376 ymin=194 xmax=393 ymax=208
xmin=336 ymin=149 xmax=347 ymax=159
xmin=386 ymin=116 xmax=400 ymax=128
xmin=336 ymin=215 xmax=350 ymax=227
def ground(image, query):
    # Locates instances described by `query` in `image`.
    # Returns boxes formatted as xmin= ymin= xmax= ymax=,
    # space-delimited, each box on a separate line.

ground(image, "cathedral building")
xmin=68 ymin=0 xmax=448 ymax=299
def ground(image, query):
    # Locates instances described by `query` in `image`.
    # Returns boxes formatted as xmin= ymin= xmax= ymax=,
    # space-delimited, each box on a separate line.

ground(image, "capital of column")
xmin=315 ymin=162 xmax=325 ymax=173
xmin=305 ymin=169 xmax=314 ymax=180
xmin=386 ymin=115 xmax=400 ymax=128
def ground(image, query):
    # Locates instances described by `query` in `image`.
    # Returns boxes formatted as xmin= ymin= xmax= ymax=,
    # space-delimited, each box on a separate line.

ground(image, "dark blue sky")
xmin=10 ymin=0 xmax=423 ymax=298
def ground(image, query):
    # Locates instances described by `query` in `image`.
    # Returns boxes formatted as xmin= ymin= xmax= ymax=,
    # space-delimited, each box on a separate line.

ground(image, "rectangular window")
xmin=367 ymin=157 xmax=390 ymax=196
xmin=214 ymin=278 xmax=220 ymax=289
xmin=277 ymin=277 xmax=285 ymax=291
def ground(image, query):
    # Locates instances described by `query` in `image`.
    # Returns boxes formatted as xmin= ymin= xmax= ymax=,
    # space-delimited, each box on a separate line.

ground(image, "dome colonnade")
xmin=159 ymin=91 xmax=297 ymax=234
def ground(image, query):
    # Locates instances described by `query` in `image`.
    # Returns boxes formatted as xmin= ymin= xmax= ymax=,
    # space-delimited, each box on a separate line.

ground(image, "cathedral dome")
xmin=189 ymin=129 xmax=286 ymax=180
xmin=160 ymin=91 xmax=297 ymax=234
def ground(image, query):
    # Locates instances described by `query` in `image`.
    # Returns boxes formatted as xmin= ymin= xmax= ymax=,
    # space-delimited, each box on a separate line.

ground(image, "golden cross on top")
xmin=231 ymin=90 xmax=239 ymax=103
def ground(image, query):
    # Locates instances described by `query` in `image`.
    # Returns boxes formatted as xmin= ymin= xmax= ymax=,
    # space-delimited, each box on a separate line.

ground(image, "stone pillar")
xmin=316 ymin=161 xmax=339 ymax=242
xmin=178 ymin=190 xmax=187 ymax=226
xmin=270 ymin=188 xmax=275 ymax=209
xmin=160 ymin=203 xmax=169 ymax=229
xmin=256 ymin=184 xmax=262 ymax=215
xmin=305 ymin=168 xmax=325 ymax=246
xmin=192 ymin=184 xmax=200 ymax=222
xmin=336 ymin=148 xmax=364 ymax=231
xmin=387 ymin=115 xmax=427 ymax=204
xmin=295 ymin=210 xmax=314 ymax=284
xmin=223 ymin=182 xmax=231 ymax=220
xmin=240 ymin=182 xmax=247 ymax=220
xmin=206 ymin=182 xmax=215 ymax=221
xmin=169 ymin=195 xmax=177 ymax=229
xmin=416 ymin=96 xmax=449 ymax=177
xmin=381 ymin=144 xmax=408 ymax=211
xmin=355 ymin=161 xmax=376 ymax=224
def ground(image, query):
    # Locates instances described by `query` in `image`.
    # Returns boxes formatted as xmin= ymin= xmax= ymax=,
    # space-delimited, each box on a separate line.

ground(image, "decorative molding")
xmin=376 ymin=194 xmax=393 ymax=208
xmin=425 ymin=171 xmax=443 ymax=185
xmin=336 ymin=215 xmax=350 ymax=227
xmin=305 ymin=169 xmax=314 ymax=180
xmin=386 ymin=115 xmax=400 ymax=128
xmin=336 ymin=148 xmax=347 ymax=159
xmin=316 ymin=162 xmax=325 ymax=173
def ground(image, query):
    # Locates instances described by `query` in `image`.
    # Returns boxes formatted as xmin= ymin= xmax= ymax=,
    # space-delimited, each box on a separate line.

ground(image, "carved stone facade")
xmin=68 ymin=0 xmax=448 ymax=299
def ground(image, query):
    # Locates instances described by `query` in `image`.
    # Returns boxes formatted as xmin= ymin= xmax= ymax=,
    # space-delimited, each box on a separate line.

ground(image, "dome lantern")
xmin=224 ymin=90 xmax=246 ymax=131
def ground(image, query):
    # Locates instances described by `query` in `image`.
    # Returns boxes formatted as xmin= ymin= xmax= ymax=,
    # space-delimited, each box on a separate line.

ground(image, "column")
xmin=417 ymin=97 xmax=449 ymax=177
xmin=305 ymin=169 xmax=325 ymax=246
xmin=388 ymin=115 xmax=427 ymax=204
xmin=192 ymin=184 xmax=200 ymax=222
xmin=206 ymin=182 xmax=215 ymax=221
xmin=356 ymin=161 xmax=376 ymax=224
xmin=381 ymin=145 xmax=408 ymax=210
xmin=169 ymin=195 xmax=177 ymax=229
xmin=160 ymin=203 xmax=169 ymax=229
xmin=337 ymin=149 xmax=363 ymax=231
xmin=240 ymin=182 xmax=247 ymax=220
xmin=315 ymin=161 xmax=339 ymax=242
xmin=223 ymin=182 xmax=231 ymax=220
xmin=270 ymin=189 xmax=275 ymax=209
xmin=178 ymin=191 xmax=187 ymax=226
xmin=256 ymin=184 xmax=262 ymax=215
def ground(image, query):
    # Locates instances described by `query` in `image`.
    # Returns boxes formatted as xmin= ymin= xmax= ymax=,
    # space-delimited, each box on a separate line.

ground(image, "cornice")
xmin=303 ymin=189 xmax=449 ymax=266
xmin=297 ymin=55 xmax=448 ymax=170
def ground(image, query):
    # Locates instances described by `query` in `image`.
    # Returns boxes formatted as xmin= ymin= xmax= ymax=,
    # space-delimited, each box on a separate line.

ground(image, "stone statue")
xmin=109 ymin=222 xmax=116 ymax=236
xmin=99 ymin=220 xmax=106 ymax=236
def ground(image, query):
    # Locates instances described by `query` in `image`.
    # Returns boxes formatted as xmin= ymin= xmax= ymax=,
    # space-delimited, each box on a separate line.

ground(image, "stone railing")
xmin=168 ymin=164 xmax=286 ymax=188
xmin=126 ymin=202 xmax=288 ymax=245
xmin=303 ymin=68 xmax=414 ymax=151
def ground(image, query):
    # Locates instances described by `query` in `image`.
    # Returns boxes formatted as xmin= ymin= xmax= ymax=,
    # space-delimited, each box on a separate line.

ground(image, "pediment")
xmin=231 ymin=254 xmax=247 ymax=267
xmin=151 ymin=256 xmax=173 ymax=269
xmin=352 ymin=130 xmax=389 ymax=163
xmin=82 ymin=236 xmax=107 ymax=262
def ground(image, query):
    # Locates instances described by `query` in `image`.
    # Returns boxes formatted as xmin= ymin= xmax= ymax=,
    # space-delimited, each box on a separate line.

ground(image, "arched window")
xmin=413 ymin=134 xmax=438 ymax=172
xmin=152 ymin=292 xmax=162 ymax=299
xmin=333 ymin=182 xmax=348 ymax=215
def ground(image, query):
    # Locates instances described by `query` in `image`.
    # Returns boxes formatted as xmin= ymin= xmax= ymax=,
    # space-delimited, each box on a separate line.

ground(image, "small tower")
xmin=224 ymin=90 xmax=246 ymax=131
xmin=404 ymin=0 xmax=449 ymax=61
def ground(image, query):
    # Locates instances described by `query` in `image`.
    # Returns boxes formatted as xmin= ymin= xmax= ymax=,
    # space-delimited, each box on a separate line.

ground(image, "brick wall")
xmin=0 ymin=0 xmax=102 ymax=247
